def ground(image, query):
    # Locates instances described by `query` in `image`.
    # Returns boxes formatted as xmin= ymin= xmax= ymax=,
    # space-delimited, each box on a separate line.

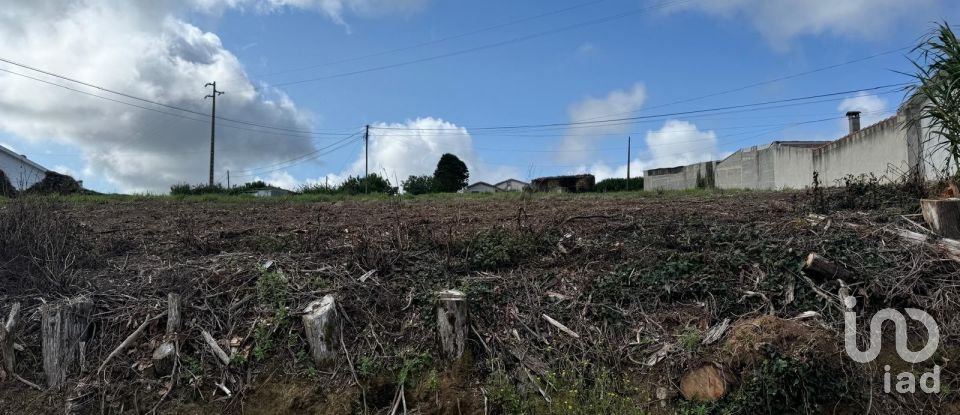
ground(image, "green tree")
xmin=908 ymin=22 xmax=960 ymax=177
xmin=432 ymin=153 xmax=469 ymax=192
xmin=402 ymin=175 xmax=435 ymax=195
xmin=337 ymin=174 xmax=397 ymax=195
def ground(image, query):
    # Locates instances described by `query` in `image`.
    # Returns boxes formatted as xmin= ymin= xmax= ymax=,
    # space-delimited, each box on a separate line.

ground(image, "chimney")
xmin=846 ymin=111 xmax=861 ymax=134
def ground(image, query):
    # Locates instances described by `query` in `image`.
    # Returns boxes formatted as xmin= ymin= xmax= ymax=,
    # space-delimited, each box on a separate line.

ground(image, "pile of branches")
xmin=0 ymin=193 xmax=957 ymax=414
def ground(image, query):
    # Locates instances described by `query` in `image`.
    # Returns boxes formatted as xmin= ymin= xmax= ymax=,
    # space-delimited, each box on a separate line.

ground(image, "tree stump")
xmin=921 ymin=199 xmax=960 ymax=239
xmin=0 ymin=303 xmax=21 ymax=380
xmin=152 ymin=294 xmax=181 ymax=377
xmin=803 ymin=253 xmax=851 ymax=281
xmin=301 ymin=295 xmax=338 ymax=366
xmin=679 ymin=363 xmax=729 ymax=402
xmin=42 ymin=296 xmax=93 ymax=389
xmin=436 ymin=290 xmax=468 ymax=359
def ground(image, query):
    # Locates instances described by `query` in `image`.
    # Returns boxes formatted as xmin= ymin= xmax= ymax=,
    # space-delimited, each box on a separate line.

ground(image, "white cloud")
xmin=577 ymin=119 xmax=718 ymax=179
xmin=188 ymin=0 xmax=428 ymax=27
xmin=254 ymin=170 xmax=299 ymax=190
xmin=667 ymin=0 xmax=940 ymax=48
xmin=311 ymin=117 xmax=519 ymax=191
xmin=645 ymin=119 xmax=719 ymax=168
xmin=559 ymin=83 xmax=646 ymax=161
xmin=0 ymin=1 xmax=323 ymax=193
xmin=838 ymin=92 xmax=888 ymax=127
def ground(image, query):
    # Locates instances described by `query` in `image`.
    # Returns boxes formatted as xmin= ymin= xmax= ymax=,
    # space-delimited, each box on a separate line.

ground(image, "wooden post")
xmin=921 ymin=199 xmax=960 ymax=239
xmin=301 ymin=295 xmax=338 ymax=366
xmin=42 ymin=296 xmax=93 ymax=389
xmin=803 ymin=253 xmax=851 ymax=281
xmin=153 ymin=294 xmax=181 ymax=376
xmin=436 ymin=290 xmax=468 ymax=359
xmin=0 ymin=302 xmax=21 ymax=380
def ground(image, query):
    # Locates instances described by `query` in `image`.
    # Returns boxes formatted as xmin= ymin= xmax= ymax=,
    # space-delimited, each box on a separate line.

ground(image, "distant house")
xmin=0 ymin=144 xmax=48 ymax=190
xmin=252 ymin=187 xmax=294 ymax=197
xmin=495 ymin=179 xmax=529 ymax=192
xmin=530 ymin=174 xmax=595 ymax=193
xmin=465 ymin=181 xmax=498 ymax=193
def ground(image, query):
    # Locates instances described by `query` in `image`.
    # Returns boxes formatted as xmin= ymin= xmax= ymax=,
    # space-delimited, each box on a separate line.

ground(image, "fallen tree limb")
xmin=97 ymin=312 xmax=165 ymax=374
xmin=201 ymin=330 xmax=231 ymax=366
xmin=541 ymin=314 xmax=579 ymax=339
xmin=0 ymin=302 xmax=21 ymax=379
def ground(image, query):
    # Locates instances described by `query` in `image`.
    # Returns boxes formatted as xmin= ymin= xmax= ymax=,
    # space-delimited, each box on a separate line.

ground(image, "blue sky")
xmin=1 ymin=0 xmax=957 ymax=193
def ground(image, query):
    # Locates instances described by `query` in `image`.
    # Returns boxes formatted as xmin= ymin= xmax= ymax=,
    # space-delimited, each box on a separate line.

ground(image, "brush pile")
xmin=0 ymin=187 xmax=957 ymax=414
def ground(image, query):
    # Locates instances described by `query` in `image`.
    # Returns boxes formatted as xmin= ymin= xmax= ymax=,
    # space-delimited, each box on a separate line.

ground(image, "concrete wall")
xmin=716 ymin=144 xmax=775 ymax=190
xmin=811 ymin=115 xmax=912 ymax=186
xmin=773 ymin=144 xmax=818 ymax=189
xmin=644 ymin=161 xmax=715 ymax=191
xmin=0 ymin=147 xmax=46 ymax=190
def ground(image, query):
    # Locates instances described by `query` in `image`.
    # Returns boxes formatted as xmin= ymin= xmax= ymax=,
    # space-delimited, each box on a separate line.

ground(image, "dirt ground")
xmin=0 ymin=189 xmax=957 ymax=414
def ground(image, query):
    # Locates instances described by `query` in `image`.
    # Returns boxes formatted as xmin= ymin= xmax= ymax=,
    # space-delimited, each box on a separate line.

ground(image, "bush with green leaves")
xmin=337 ymin=173 xmax=397 ymax=195
xmin=595 ymin=177 xmax=643 ymax=192
xmin=402 ymin=175 xmax=435 ymax=195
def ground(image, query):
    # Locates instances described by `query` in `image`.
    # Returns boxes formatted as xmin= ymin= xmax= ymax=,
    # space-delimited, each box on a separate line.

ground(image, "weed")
xmin=719 ymin=355 xmax=850 ymax=414
xmin=678 ymin=326 xmax=703 ymax=354
xmin=358 ymin=356 xmax=376 ymax=378
xmin=253 ymin=267 xmax=290 ymax=361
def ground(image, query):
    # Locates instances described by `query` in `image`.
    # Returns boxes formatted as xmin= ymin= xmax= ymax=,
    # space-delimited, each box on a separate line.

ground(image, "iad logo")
xmin=843 ymin=298 xmax=941 ymax=394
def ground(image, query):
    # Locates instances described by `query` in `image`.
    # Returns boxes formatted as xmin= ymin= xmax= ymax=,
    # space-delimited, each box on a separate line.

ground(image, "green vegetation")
xmin=485 ymin=367 xmax=645 ymax=414
xmin=170 ymin=180 xmax=272 ymax=195
xmin=401 ymin=174 xmax=435 ymax=195
xmin=433 ymin=153 xmax=469 ymax=192
xmin=908 ymin=21 xmax=960 ymax=177
xmin=595 ymin=177 xmax=643 ymax=192
xmin=253 ymin=267 xmax=290 ymax=361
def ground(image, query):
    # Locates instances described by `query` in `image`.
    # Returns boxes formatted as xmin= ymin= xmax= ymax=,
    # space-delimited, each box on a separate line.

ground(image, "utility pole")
xmin=364 ymin=124 xmax=370 ymax=194
xmin=626 ymin=136 xmax=631 ymax=191
xmin=227 ymin=170 xmax=230 ymax=189
xmin=204 ymin=82 xmax=224 ymax=187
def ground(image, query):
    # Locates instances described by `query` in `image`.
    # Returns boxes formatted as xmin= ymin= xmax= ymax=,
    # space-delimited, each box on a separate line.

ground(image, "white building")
xmin=495 ymin=179 xmax=529 ymax=192
xmin=0 ymin=144 xmax=47 ymax=190
xmin=465 ymin=181 xmax=498 ymax=193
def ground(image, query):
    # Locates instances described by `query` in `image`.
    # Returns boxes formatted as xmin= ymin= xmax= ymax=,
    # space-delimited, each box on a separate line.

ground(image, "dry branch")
xmin=201 ymin=330 xmax=231 ymax=366
xmin=541 ymin=314 xmax=579 ymax=339
xmin=97 ymin=312 xmax=165 ymax=374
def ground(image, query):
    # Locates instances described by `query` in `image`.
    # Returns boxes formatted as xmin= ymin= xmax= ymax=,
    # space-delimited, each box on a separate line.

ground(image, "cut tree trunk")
xmin=42 ymin=296 xmax=93 ymax=389
xmin=436 ymin=290 xmax=468 ymax=359
xmin=679 ymin=362 xmax=730 ymax=402
xmin=921 ymin=198 xmax=960 ymax=239
xmin=0 ymin=302 xmax=21 ymax=380
xmin=301 ymin=295 xmax=338 ymax=366
xmin=803 ymin=253 xmax=851 ymax=281
xmin=152 ymin=294 xmax=181 ymax=377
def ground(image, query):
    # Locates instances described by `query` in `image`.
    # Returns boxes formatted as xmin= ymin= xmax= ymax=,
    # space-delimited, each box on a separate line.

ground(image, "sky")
xmin=0 ymin=0 xmax=957 ymax=193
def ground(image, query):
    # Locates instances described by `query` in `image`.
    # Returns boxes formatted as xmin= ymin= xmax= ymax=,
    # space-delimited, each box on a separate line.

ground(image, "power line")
xmin=231 ymin=136 xmax=362 ymax=179
xmin=580 ymin=46 xmax=912 ymax=121
xmin=0 ymin=56 xmax=350 ymax=136
xmin=369 ymin=83 xmax=906 ymax=132
xmin=269 ymin=0 xmax=698 ymax=87
xmin=234 ymin=130 xmax=364 ymax=177
xmin=0 ymin=66 xmax=360 ymax=142
xmin=258 ymin=0 xmax=614 ymax=78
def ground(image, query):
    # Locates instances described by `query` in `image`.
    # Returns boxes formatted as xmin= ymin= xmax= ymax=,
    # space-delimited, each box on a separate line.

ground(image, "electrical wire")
xmin=258 ymin=0 xmax=615 ymax=78
xmin=269 ymin=0 xmax=699 ymax=87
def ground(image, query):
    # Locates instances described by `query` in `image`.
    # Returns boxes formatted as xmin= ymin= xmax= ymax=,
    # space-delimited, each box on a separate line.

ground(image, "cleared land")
xmin=0 ymin=188 xmax=957 ymax=414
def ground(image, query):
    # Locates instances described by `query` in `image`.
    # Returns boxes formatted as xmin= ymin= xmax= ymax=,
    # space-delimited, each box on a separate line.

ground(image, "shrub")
xmin=0 ymin=170 xmax=16 ymax=198
xmin=0 ymin=197 xmax=90 ymax=293
xmin=402 ymin=175 xmax=435 ymax=195
xmin=337 ymin=173 xmax=397 ymax=195
xmin=595 ymin=177 xmax=643 ymax=192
